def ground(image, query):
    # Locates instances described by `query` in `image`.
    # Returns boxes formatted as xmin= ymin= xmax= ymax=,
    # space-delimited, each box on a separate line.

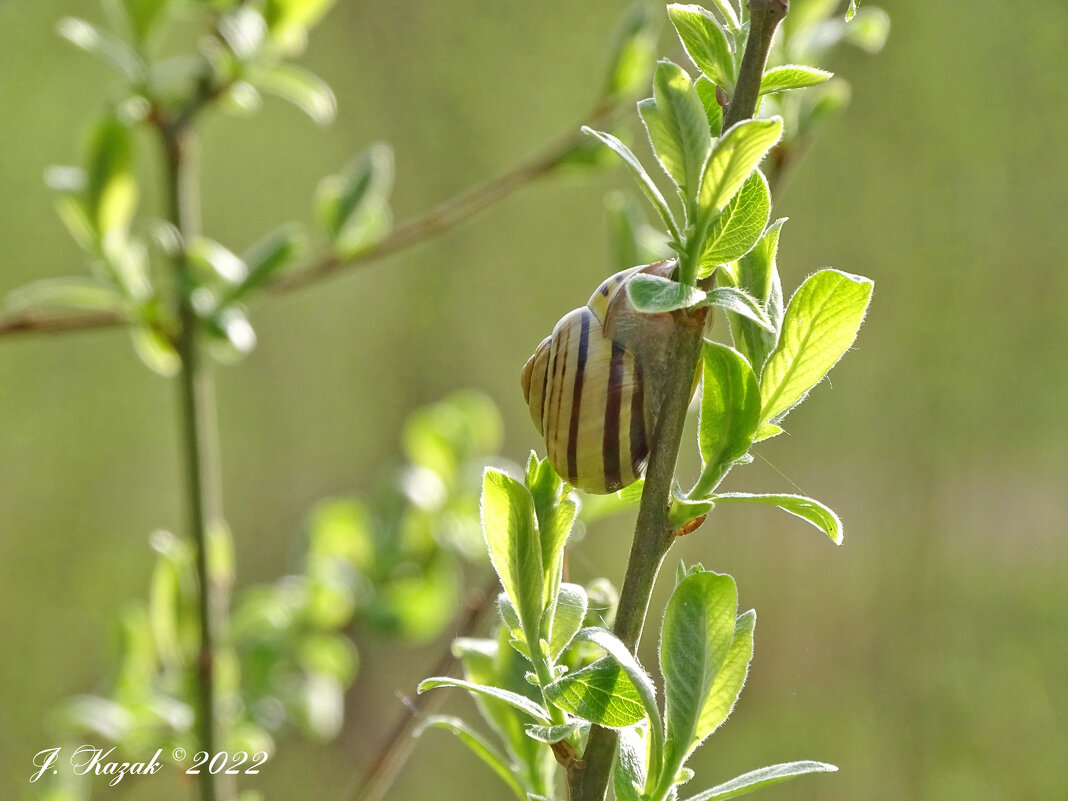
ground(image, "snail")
xmin=521 ymin=260 xmax=690 ymax=494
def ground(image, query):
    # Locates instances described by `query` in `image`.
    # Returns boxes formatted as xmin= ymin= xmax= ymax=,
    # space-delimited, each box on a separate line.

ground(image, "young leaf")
xmin=524 ymin=456 xmax=577 ymax=610
xmin=614 ymin=726 xmax=647 ymax=801
xmin=692 ymin=610 xmax=755 ymax=747
xmin=730 ymin=218 xmax=785 ymax=375
xmin=568 ymin=628 xmax=663 ymax=775
xmin=120 ymin=0 xmax=169 ymax=43
xmin=582 ymin=127 xmax=680 ymax=242
xmin=659 ymin=572 xmax=738 ymax=787
xmin=638 ymin=98 xmax=683 ymax=193
xmin=603 ymin=2 xmax=658 ymax=100
xmin=264 ymin=0 xmax=336 ymax=41
xmin=226 ymin=224 xmax=306 ymax=303
xmin=759 ymin=65 xmax=834 ymax=95
xmin=703 ymin=287 xmax=772 ymax=331
xmin=188 ymin=237 xmax=248 ymax=284
xmin=699 ymin=170 xmax=770 ymax=273
xmin=481 ymin=469 xmax=544 ymax=641
xmin=56 ymin=17 xmax=143 ymax=80
xmin=256 ymin=64 xmax=337 ymax=126
xmin=694 ymin=76 xmax=724 ymax=137
xmin=713 ymin=493 xmax=843 ymax=544
xmin=85 ymin=114 xmax=137 ymax=237
xmin=4 ymin=277 xmax=124 ymax=315
xmin=524 ymin=720 xmax=588 ymax=744
xmin=316 ymin=144 xmax=394 ymax=257
xmin=752 ymin=422 xmax=782 ymax=442
xmin=549 ymin=583 xmax=588 ymax=660
xmin=544 ymin=656 xmax=646 ymax=729
xmin=759 ymin=269 xmax=873 ymax=425
xmin=418 ymin=677 xmax=551 ymax=723
xmin=846 ymin=0 xmax=860 ymax=21
xmin=696 ymin=342 xmax=760 ymax=491
xmin=680 ymin=761 xmax=838 ymax=801
xmin=697 ymin=117 xmax=782 ymax=227
xmin=843 ymin=7 xmax=891 ymax=54
xmin=131 ymin=324 xmax=179 ymax=376
xmin=651 ymin=59 xmax=712 ymax=204
xmin=667 ymin=4 xmax=736 ymax=88
xmin=416 ymin=716 xmax=526 ymax=801
xmin=627 ymin=273 xmax=706 ymax=313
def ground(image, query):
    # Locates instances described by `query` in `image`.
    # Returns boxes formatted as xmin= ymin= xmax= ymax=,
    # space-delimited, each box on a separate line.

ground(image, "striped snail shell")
xmin=521 ymin=260 xmax=681 ymax=494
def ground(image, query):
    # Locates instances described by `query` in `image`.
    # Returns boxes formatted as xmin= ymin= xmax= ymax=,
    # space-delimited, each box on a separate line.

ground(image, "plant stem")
xmin=570 ymin=5 xmax=788 ymax=800
xmin=161 ymin=123 xmax=231 ymax=801
xmin=723 ymin=0 xmax=789 ymax=131
xmin=345 ymin=573 xmax=500 ymax=801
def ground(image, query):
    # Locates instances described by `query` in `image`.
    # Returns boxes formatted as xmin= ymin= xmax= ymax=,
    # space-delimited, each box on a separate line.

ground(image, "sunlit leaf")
xmin=680 ymin=761 xmax=837 ymax=801
xmin=696 ymin=342 xmax=760 ymax=492
xmin=418 ymin=676 xmax=551 ymax=723
xmin=256 ymin=64 xmax=336 ymax=125
xmin=667 ymin=4 xmax=736 ymax=87
xmin=628 ymin=273 xmax=706 ymax=313
xmin=712 ymin=493 xmax=843 ymax=544
xmin=759 ymin=269 xmax=873 ymax=424
xmin=544 ymin=656 xmax=645 ymax=729
xmin=699 ymin=170 xmax=769 ymax=272
xmin=759 ymin=65 xmax=833 ymax=95
xmin=697 ymin=117 xmax=782 ymax=227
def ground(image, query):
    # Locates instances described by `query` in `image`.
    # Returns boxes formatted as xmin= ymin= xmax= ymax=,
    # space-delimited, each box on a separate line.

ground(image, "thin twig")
xmin=569 ymin=4 xmax=789 ymax=799
xmin=0 ymin=98 xmax=625 ymax=340
xmin=342 ymin=572 xmax=500 ymax=801
xmin=160 ymin=120 xmax=232 ymax=801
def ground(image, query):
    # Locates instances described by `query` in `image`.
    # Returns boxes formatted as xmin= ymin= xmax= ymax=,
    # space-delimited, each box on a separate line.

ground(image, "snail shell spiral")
xmin=521 ymin=260 xmax=679 ymax=494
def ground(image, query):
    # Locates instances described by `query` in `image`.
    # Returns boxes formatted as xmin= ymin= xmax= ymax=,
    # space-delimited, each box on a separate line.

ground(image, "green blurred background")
xmin=2 ymin=0 xmax=1066 ymax=799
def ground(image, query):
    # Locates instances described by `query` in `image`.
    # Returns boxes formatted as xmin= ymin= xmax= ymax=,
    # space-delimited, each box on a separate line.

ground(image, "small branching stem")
xmin=570 ymin=4 xmax=788 ymax=800
xmin=0 ymin=100 xmax=624 ymax=339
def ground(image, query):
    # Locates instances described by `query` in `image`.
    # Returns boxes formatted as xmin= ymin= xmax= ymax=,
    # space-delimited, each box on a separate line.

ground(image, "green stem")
xmin=162 ymin=125 xmax=232 ymax=801
xmin=569 ymin=5 xmax=788 ymax=800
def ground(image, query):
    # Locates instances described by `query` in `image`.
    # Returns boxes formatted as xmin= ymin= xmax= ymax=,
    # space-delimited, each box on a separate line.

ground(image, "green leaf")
xmin=680 ymin=761 xmax=838 ymax=801
xmin=418 ymin=677 xmax=551 ymax=723
xmin=759 ymin=65 xmax=834 ymax=95
xmin=56 ymin=18 xmax=142 ymax=80
xmin=693 ymin=610 xmax=754 ymax=746
xmin=131 ymin=324 xmax=179 ymax=376
xmin=571 ymin=628 xmax=662 ymax=772
xmin=752 ymin=422 xmax=782 ymax=442
xmin=227 ymin=224 xmax=306 ymax=303
xmin=315 ymin=143 xmax=394 ymax=257
xmin=416 ymin=716 xmax=527 ymax=801
xmin=713 ymin=493 xmax=843 ymax=544
xmin=846 ymin=0 xmax=860 ymax=21
xmin=603 ymin=2 xmax=658 ymax=99
xmin=659 ymin=571 xmax=738 ymax=788
xmin=188 ymin=237 xmax=247 ymax=284
xmin=651 ymin=59 xmax=711 ymax=205
xmin=4 ymin=277 xmax=124 ymax=315
xmin=704 ymin=0 xmax=741 ymax=30
xmin=120 ymin=0 xmax=169 ymax=43
xmin=481 ymin=469 xmax=544 ymax=642
xmin=844 ymin=7 xmax=891 ymax=54
xmin=697 ymin=117 xmax=782 ymax=227
xmin=85 ymin=114 xmax=137 ymax=237
xmin=699 ymin=170 xmax=770 ymax=272
xmin=256 ymin=64 xmax=336 ymax=125
xmin=667 ymin=4 xmax=736 ymax=87
xmin=614 ymin=726 xmax=647 ymax=801
xmin=549 ymin=583 xmax=588 ymax=661
xmin=627 ymin=273 xmax=706 ymax=313
xmin=697 ymin=342 xmax=760 ymax=487
xmin=524 ymin=455 xmax=577 ymax=611
xmin=759 ymin=269 xmax=873 ymax=424
xmin=703 ymin=287 xmax=772 ymax=331
xmin=582 ymin=127 xmax=680 ymax=242
xmin=694 ymin=76 xmax=724 ymax=137
xmin=544 ymin=656 xmax=645 ymax=729
xmin=264 ymin=0 xmax=335 ymax=41
xmin=524 ymin=720 xmax=588 ymax=744
xmin=218 ymin=6 xmax=267 ymax=61
xmin=730 ymin=218 xmax=785 ymax=375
